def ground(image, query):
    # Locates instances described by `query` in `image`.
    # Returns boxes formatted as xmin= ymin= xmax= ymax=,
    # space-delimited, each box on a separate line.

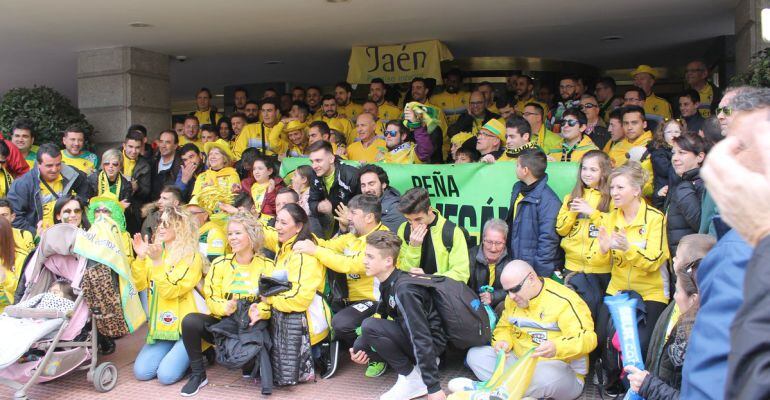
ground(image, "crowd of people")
xmin=0 ymin=58 xmax=767 ymax=400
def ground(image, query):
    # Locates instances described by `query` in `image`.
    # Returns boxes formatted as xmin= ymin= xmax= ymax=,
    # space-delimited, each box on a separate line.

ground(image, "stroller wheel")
xmin=93 ymin=362 xmax=118 ymax=392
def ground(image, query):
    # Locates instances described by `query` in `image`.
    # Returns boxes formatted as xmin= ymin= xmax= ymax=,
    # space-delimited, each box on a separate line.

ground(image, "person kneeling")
xmin=457 ymin=260 xmax=596 ymax=400
xmin=350 ymin=231 xmax=448 ymax=400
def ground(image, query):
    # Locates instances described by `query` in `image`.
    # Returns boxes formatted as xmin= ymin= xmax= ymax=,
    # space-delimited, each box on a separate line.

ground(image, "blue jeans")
xmin=133 ymin=339 xmax=189 ymax=385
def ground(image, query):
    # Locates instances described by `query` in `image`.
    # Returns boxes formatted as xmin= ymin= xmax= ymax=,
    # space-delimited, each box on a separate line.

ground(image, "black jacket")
xmin=380 ymin=186 xmax=406 ymax=233
xmin=639 ymin=374 xmax=680 ymax=400
xmin=726 ymin=235 xmax=770 ymax=399
xmin=448 ymin=110 xmax=501 ymax=155
xmin=466 ymin=245 xmax=509 ymax=308
xmin=308 ymin=160 xmax=360 ymax=234
xmin=587 ymin=125 xmax=611 ymax=151
xmin=87 ymin=172 xmax=132 ymax=202
xmin=149 ymin=155 xmax=181 ymax=201
xmin=378 ymin=269 xmax=446 ymax=394
xmin=664 ymin=168 xmax=704 ymax=255
xmin=648 ymin=144 xmax=674 ymax=210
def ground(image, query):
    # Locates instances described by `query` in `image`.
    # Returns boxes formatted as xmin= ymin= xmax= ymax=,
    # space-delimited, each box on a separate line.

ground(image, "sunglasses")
xmin=561 ymin=119 xmax=580 ymax=127
xmin=716 ymin=106 xmax=732 ymax=116
xmin=384 ymin=130 xmax=400 ymax=138
xmin=580 ymin=104 xmax=598 ymax=109
xmin=504 ymin=272 xmax=531 ymax=295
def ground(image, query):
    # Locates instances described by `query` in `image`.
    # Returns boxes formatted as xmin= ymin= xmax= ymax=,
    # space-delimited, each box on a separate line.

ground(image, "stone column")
xmin=735 ymin=0 xmax=770 ymax=73
xmin=77 ymin=47 xmax=170 ymax=150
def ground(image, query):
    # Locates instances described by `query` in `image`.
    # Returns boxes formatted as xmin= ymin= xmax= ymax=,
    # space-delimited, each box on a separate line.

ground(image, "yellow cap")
xmin=203 ymin=139 xmax=236 ymax=162
xmin=479 ymin=118 xmax=506 ymax=142
xmin=630 ymin=65 xmax=657 ymax=79
xmin=451 ymin=131 xmax=475 ymax=146
xmin=284 ymin=119 xmax=307 ymax=133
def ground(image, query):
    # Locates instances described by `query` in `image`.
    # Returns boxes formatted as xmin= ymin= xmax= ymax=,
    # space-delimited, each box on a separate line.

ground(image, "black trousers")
xmin=353 ymin=318 xmax=414 ymax=376
xmin=597 ymin=299 xmax=668 ymax=361
xmin=181 ymin=313 xmax=220 ymax=362
xmin=331 ymin=300 xmax=376 ymax=347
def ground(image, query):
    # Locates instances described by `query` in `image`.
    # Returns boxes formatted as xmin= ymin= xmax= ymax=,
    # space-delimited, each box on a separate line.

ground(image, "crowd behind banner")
xmin=0 ymin=60 xmax=767 ymax=400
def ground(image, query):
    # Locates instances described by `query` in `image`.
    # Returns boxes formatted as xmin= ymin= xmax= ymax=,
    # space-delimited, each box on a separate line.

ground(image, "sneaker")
xmin=365 ymin=361 xmax=387 ymax=378
xmin=321 ymin=341 xmax=339 ymax=379
xmin=180 ymin=373 xmax=208 ymax=397
xmin=447 ymin=377 xmax=479 ymax=393
xmin=379 ymin=366 xmax=427 ymax=400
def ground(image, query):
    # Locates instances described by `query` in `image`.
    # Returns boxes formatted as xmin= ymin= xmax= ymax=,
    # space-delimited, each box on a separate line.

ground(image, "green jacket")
xmin=396 ymin=210 xmax=470 ymax=283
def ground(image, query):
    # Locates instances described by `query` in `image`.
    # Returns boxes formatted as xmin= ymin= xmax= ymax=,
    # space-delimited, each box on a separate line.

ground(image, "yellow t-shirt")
xmin=251 ymin=181 xmax=270 ymax=214
xmin=193 ymin=109 xmax=223 ymax=126
xmin=13 ymin=228 xmax=35 ymax=254
xmin=199 ymin=221 xmax=228 ymax=260
xmin=377 ymin=102 xmax=402 ymax=122
xmin=696 ymin=83 xmax=714 ymax=118
xmin=337 ymin=102 xmax=364 ymax=121
xmin=61 ymin=150 xmax=98 ymax=175
xmin=381 ymin=142 xmax=422 ymax=164
xmin=347 ymin=138 xmax=387 ymax=163
xmin=39 ymin=175 xmax=64 ymax=227
xmin=178 ymin=136 xmax=203 ymax=151
xmin=515 ymin=98 xmax=550 ymax=118
xmin=643 ymin=94 xmax=673 ymax=123
xmin=314 ymin=116 xmax=356 ymax=144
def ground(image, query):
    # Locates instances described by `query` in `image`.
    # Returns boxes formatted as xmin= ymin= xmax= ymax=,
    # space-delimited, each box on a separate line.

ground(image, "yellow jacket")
xmin=191 ymin=167 xmax=240 ymax=201
xmin=0 ymin=168 xmax=12 ymax=198
xmin=431 ymin=91 xmax=470 ymax=125
xmin=548 ymin=135 xmax=599 ymax=163
xmin=193 ymin=109 xmax=223 ymax=126
xmin=377 ymin=102 xmax=402 ymax=122
xmin=314 ymin=115 xmax=356 ymax=144
xmin=534 ymin=124 xmax=563 ymax=154
xmin=131 ymin=251 xmax=203 ymax=342
xmin=232 ymin=122 xmax=283 ymax=157
xmin=204 ymin=254 xmax=274 ymax=317
xmin=179 ymin=136 xmax=203 ymax=151
xmin=556 ymin=190 xmax=611 ymax=274
xmin=262 ymin=227 xmax=330 ymax=345
xmin=379 ymin=142 xmax=423 ymax=164
xmin=643 ymin=94 xmax=673 ymax=122
xmin=13 ymin=228 xmax=35 ymax=255
xmin=199 ymin=221 xmax=228 ymax=261
xmin=493 ymin=278 xmax=596 ymax=378
xmin=0 ymin=251 xmax=28 ymax=313
xmin=315 ymin=224 xmax=389 ymax=303
xmin=603 ymin=200 xmax=670 ymax=303
xmin=603 ymin=140 xmax=628 ymax=168
xmin=515 ymin=98 xmax=550 ymax=118
xmin=397 ymin=210 xmax=470 ymax=283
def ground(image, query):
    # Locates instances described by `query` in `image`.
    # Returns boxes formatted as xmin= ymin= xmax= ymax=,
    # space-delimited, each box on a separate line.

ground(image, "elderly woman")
xmin=466 ymin=218 xmax=511 ymax=310
xmin=87 ymin=148 xmax=132 ymax=207
xmin=190 ymin=139 xmax=240 ymax=203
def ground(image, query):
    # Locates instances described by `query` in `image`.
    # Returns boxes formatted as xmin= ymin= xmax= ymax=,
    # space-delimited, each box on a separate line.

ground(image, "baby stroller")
xmin=0 ymin=224 xmax=120 ymax=399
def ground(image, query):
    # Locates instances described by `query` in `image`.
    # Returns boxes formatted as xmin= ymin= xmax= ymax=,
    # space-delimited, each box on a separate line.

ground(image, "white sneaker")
xmin=379 ymin=367 xmax=428 ymax=400
xmin=447 ymin=377 xmax=478 ymax=393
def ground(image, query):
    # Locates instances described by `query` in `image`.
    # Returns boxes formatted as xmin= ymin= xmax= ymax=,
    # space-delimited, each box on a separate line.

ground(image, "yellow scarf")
xmin=97 ymin=171 xmax=121 ymax=199
xmin=123 ymin=152 xmax=136 ymax=177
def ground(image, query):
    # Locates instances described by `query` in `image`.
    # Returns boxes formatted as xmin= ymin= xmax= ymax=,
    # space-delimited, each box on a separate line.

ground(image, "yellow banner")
xmin=347 ymin=39 xmax=453 ymax=84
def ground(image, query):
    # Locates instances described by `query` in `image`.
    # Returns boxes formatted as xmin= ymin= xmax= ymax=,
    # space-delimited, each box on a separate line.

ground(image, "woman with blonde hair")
xmin=131 ymin=207 xmax=203 ymax=385
xmin=648 ymin=118 xmax=687 ymax=209
xmin=87 ymin=148 xmax=132 ymax=207
xmin=179 ymin=212 xmax=275 ymax=396
xmin=597 ymin=162 xmax=670 ymax=358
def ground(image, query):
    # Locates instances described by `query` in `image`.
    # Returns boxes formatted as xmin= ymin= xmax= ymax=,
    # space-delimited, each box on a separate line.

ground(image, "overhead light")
xmin=326 ymin=0 xmax=351 ymax=3
xmin=264 ymin=60 xmax=284 ymax=65
xmin=129 ymin=22 xmax=153 ymax=28
xmin=762 ymin=8 xmax=770 ymax=42
xmin=215 ymin=94 xmax=224 ymax=97
xmin=600 ymin=35 xmax=624 ymax=42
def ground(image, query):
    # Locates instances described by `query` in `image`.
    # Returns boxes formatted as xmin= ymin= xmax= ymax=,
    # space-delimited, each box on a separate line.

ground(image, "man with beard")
xmin=357 ymin=164 xmax=406 ymax=233
xmin=306 ymin=86 xmax=323 ymax=119
xmin=514 ymin=75 xmax=549 ymax=116
xmin=232 ymin=87 xmax=249 ymax=114
xmin=548 ymin=75 xmax=582 ymax=132
xmin=431 ymin=69 xmax=470 ymax=126
xmin=369 ymin=78 xmax=401 ymax=121
xmin=314 ymin=95 xmax=356 ymax=143
xmin=232 ymin=98 xmax=283 ymax=157
xmin=379 ymin=120 xmax=433 ymax=164
xmin=448 ymin=90 xmax=502 ymax=152
xmin=335 ymin=81 xmax=364 ymax=121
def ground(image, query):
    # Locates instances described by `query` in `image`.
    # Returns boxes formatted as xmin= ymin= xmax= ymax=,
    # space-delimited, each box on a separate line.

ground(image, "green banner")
xmin=280 ymin=159 xmax=578 ymax=247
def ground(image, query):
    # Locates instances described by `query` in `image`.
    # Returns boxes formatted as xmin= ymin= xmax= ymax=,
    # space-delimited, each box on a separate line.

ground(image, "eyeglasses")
xmin=94 ymin=207 xmax=111 ymax=214
xmin=580 ymin=103 xmax=598 ymax=109
xmin=717 ymin=106 xmax=732 ymax=116
xmin=384 ymin=130 xmax=400 ymax=138
xmin=482 ymin=239 xmax=505 ymax=248
xmin=504 ymin=272 xmax=531 ymax=295
xmin=561 ymin=119 xmax=580 ymax=127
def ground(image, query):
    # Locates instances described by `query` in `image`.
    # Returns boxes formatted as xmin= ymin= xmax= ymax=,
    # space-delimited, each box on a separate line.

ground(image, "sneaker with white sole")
xmin=321 ymin=340 xmax=339 ymax=379
xmin=447 ymin=377 xmax=480 ymax=393
xmin=379 ymin=366 xmax=428 ymax=400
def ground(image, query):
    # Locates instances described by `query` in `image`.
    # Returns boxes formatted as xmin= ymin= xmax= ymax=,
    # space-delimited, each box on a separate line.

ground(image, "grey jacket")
xmin=380 ymin=186 xmax=406 ymax=233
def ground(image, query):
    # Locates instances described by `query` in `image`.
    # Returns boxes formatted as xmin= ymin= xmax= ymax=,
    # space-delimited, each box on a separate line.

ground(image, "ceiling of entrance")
xmin=0 ymin=0 xmax=736 ymax=102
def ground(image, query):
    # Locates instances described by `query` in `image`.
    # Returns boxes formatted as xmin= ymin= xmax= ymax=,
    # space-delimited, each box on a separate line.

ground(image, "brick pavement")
xmin=0 ymin=326 xmax=601 ymax=399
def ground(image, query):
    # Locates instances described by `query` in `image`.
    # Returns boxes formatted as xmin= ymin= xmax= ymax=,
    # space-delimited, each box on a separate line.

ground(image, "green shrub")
xmin=0 ymin=86 xmax=94 ymax=148
xmin=732 ymin=48 xmax=770 ymax=88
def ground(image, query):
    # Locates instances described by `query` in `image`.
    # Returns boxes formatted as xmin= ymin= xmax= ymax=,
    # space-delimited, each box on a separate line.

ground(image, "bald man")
xmin=346 ymin=113 xmax=386 ymax=163
xmin=452 ymin=260 xmax=596 ymax=400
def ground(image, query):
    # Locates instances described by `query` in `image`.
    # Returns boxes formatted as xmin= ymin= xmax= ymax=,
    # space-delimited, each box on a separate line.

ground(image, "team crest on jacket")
xmin=160 ymin=311 xmax=177 ymax=326
xmin=388 ymin=295 xmax=395 ymax=309
xmin=639 ymin=227 xmax=646 ymax=235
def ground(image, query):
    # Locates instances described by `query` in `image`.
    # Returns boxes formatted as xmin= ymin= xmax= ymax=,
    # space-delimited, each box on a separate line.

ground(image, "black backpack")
xmin=401 ymin=218 xmax=471 ymax=253
xmin=395 ymin=274 xmax=491 ymax=349
xmin=596 ymin=291 xmax=647 ymax=398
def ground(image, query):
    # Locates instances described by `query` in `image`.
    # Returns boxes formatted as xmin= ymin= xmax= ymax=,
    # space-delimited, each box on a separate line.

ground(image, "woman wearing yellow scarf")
xmin=190 ymin=139 xmax=240 ymax=203
xmin=179 ymin=212 xmax=275 ymax=396
xmin=249 ymin=204 xmax=330 ymax=376
xmin=87 ymin=149 xmax=132 ymax=207
xmin=131 ymin=207 xmax=203 ymax=385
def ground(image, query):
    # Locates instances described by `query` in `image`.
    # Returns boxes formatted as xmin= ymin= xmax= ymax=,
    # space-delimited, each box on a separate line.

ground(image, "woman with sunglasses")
xmin=131 ymin=207 xmax=203 ymax=385
xmin=597 ymin=162 xmax=670 ymax=358
xmin=87 ymin=148 xmax=132 ymax=208
xmin=51 ymin=195 xmax=90 ymax=230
